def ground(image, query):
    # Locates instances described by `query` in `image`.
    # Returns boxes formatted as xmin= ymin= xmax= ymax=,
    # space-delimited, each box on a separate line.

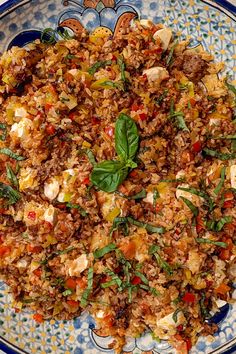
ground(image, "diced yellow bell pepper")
xmin=82 ymin=140 xmax=91 ymax=148
xmin=105 ymin=207 xmax=120 ymax=222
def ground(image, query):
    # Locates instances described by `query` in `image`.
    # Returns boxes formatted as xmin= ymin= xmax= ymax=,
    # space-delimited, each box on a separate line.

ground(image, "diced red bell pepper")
xmin=82 ymin=177 xmax=90 ymax=186
xmin=139 ymin=113 xmax=148 ymax=121
xmin=192 ymin=141 xmax=202 ymax=153
xmin=27 ymin=211 xmax=36 ymax=220
xmin=129 ymin=170 xmax=138 ymax=178
xmin=131 ymin=276 xmax=142 ymax=285
xmin=196 ymin=215 xmax=205 ymax=233
xmin=185 ymin=338 xmax=192 ymax=351
xmin=91 ymin=116 xmax=100 ymax=125
xmin=67 ymin=300 xmax=79 ymax=307
xmin=33 ymin=268 xmax=42 ymax=277
xmin=33 ymin=313 xmax=44 ymax=323
xmin=45 ymin=124 xmax=56 ymax=135
xmin=182 ymin=292 xmax=195 ymax=303
xmin=223 ymin=200 xmax=234 ymax=209
xmin=45 ymin=103 xmax=53 ymax=112
xmin=0 ymin=246 xmax=11 ymax=257
xmin=27 ymin=245 xmax=43 ymax=254
xmin=177 ymin=324 xmax=184 ymax=332
xmin=65 ymin=278 xmax=77 ymax=290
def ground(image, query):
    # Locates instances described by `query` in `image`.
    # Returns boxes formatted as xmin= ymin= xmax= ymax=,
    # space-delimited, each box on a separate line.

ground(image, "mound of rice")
xmin=0 ymin=20 xmax=235 ymax=353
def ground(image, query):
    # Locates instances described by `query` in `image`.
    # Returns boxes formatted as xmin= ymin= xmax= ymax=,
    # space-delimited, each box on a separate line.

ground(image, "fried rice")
xmin=0 ymin=19 xmax=236 ymax=353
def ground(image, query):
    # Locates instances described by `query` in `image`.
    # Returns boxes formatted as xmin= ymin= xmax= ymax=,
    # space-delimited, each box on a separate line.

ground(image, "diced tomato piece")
xmin=45 ymin=124 xmax=56 ymax=135
xmin=177 ymin=324 xmax=184 ymax=332
xmin=189 ymin=98 xmax=196 ymax=106
xmin=223 ymin=200 xmax=234 ymax=209
xmin=45 ymin=103 xmax=53 ymax=111
xmin=119 ymin=241 xmax=136 ymax=259
xmin=67 ymin=300 xmax=79 ymax=307
xmin=185 ymin=338 xmax=192 ymax=351
xmin=192 ymin=141 xmax=202 ymax=153
xmin=105 ymin=126 xmax=114 ymax=138
xmin=56 ymin=203 xmax=67 ymax=210
xmin=0 ymin=246 xmax=11 ymax=257
xmin=76 ymin=278 xmax=87 ymax=289
xmin=196 ymin=215 xmax=205 ymax=233
xmin=91 ymin=116 xmax=100 ymax=125
xmin=0 ymin=208 xmax=7 ymax=214
xmin=27 ymin=245 xmax=43 ymax=254
xmin=82 ymin=177 xmax=90 ymax=186
xmin=215 ymin=283 xmax=231 ymax=295
xmin=219 ymin=248 xmax=231 ymax=260
xmin=182 ymin=292 xmax=196 ymax=303
xmin=131 ymin=103 xmax=140 ymax=112
xmin=100 ymin=276 xmax=108 ymax=284
xmin=129 ymin=169 xmax=138 ymax=178
xmin=27 ymin=211 xmax=36 ymax=220
xmin=65 ymin=278 xmax=77 ymax=290
xmin=33 ymin=268 xmax=42 ymax=277
xmin=33 ymin=313 xmax=44 ymax=323
xmin=112 ymin=55 xmax=117 ymax=61
xmin=139 ymin=113 xmax=148 ymax=121
xmin=224 ymin=191 xmax=234 ymax=200
xmin=131 ymin=276 xmax=142 ymax=285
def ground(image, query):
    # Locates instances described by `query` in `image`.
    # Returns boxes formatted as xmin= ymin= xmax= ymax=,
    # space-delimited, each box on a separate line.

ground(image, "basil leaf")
xmin=115 ymin=113 xmax=139 ymax=162
xmin=153 ymin=188 xmax=160 ymax=210
xmin=148 ymin=244 xmax=160 ymax=255
xmin=110 ymin=217 xmax=130 ymax=236
xmin=0 ymin=182 xmax=21 ymax=204
xmin=154 ymin=252 xmax=173 ymax=275
xmin=6 ymin=165 xmax=18 ymax=188
xmin=116 ymin=189 xmax=146 ymax=200
xmin=212 ymin=135 xmax=236 ymax=140
xmin=166 ymin=40 xmax=178 ymax=66
xmin=199 ymin=294 xmax=211 ymax=319
xmin=0 ymin=123 xmax=7 ymax=141
xmin=180 ymin=196 xmax=199 ymax=217
xmin=91 ymin=160 xmax=128 ymax=193
xmin=216 ymin=216 xmax=232 ymax=231
xmin=88 ymin=60 xmax=112 ymax=75
xmin=81 ymin=267 xmax=93 ymax=307
xmin=196 ymin=238 xmax=227 ymax=248
xmin=126 ymin=216 xmax=165 ymax=234
xmin=66 ymin=202 xmax=88 ymax=217
xmin=94 ymin=243 xmax=116 ymax=259
xmin=203 ymin=148 xmax=236 ymax=161
xmin=169 ymin=99 xmax=189 ymax=132
xmin=177 ymin=187 xmax=215 ymax=212
xmin=226 ymin=81 xmax=236 ymax=96
xmin=172 ymin=309 xmax=182 ymax=323
xmin=101 ymin=80 xmax=124 ymax=91
xmin=62 ymin=289 xmax=73 ymax=296
xmin=0 ymin=148 xmax=25 ymax=161
xmin=84 ymin=149 xmax=96 ymax=166
xmin=214 ymin=166 xmax=226 ymax=195
xmin=154 ymin=89 xmax=168 ymax=105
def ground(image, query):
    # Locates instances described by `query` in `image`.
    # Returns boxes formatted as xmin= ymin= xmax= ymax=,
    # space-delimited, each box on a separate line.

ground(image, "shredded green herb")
xmin=154 ymin=89 xmax=169 ymax=105
xmin=66 ymin=202 xmax=88 ymax=217
xmin=169 ymin=99 xmax=189 ymax=132
xmin=166 ymin=40 xmax=178 ymax=66
xmin=214 ymin=166 xmax=226 ymax=195
xmin=101 ymin=80 xmax=124 ymax=91
xmin=84 ymin=149 xmax=96 ymax=166
xmin=101 ymin=269 xmax=122 ymax=289
xmin=172 ymin=309 xmax=182 ymax=323
xmin=94 ymin=243 xmax=116 ymax=259
xmin=116 ymin=189 xmax=146 ymax=200
xmin=180 ymin=196 xmax=199 ymax=217
xmin=225 ymin=81 xmax=236 ymax=96
xmin=196 ymin=238 xmax=227 ymax=248
xmin=0 ymin=123 xmax=7 ymax=141
xmin=177 ymin=186 xmax=215 ymax=212
xmin=0 ymin=148 xmax=25 ymax=161
xmin=41 ymin=27 xmax=73 ymax=44
xmin=88 ymin=60 xmax=112 ymax=75
xmin=6 ymin=164 xmax=18 ymax=189
xmin=62 ymin=289 xmax=73 ymax=296
xmin=134 ymin=271 xmax=149 ymax=285
xmin=206 ymin=216 xmax=232 ymax=232
xmin=203 ymin=148 xmax=236 ymax=161
xmin=199 ymin=294 xmax=210 ymax=319
xmin=153 ymin=188 xmax=160 ymax=211
xmin=160 ymin=178 xmax=185 ymax=183
xmin=149 ymin=245 xmax=173 ymax=275
xmin=0 ymin=182 xmax=21 ymax=204
xmin=81 ymin=267 xmax=93 ymax=307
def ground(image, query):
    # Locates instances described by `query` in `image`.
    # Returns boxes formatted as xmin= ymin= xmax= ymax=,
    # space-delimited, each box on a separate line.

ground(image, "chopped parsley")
xmin=0 ymin=148 xmax=25 ymax=161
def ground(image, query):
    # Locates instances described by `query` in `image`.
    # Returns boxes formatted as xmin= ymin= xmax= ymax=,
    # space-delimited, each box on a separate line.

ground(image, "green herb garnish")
xmin=62 ymin=289 xmax=73 ymax=296
xmin=6 ymin=165 xmax=18 ymax=188
xmin=0 ymin=123 xmax=7 ymax=141
xmin=81 ymin=267 xmax=93 ymax=307
xmin=88 ymin=60 xmax=112 ymax=75
xmin=0 ymin=148 xmax=25 ymax=161
xmin=91 ymin=113 xmax=139 ymax=193
xmin=0 ymin=182 xmax=21 ymax=204
xmin=206 ymin=216 xmax=233 ymax=232
xmin=149 ymin=245 xmax=173 ymax=275
xmin=101 ymin=80 xmax=124 ymax=91
xmin=166 ymin=40 xmax=178 ymax=66
xmin=111 ymin=216 xmax=165 ymax=236
xmin=203 ymin=148 xmax=236 ymax=161
xmin=169 ymin=99 xmax=189 ymax=132
xmin=199 ymin=294 xmax=210 ymax=319
xmin=94 ymin=243 xmax=116 ymax=259
xmin=180 ymin=196 xmax=199 ymax=217
xmin=66 ymin=202 xmax=88 ymax=217
xmin=153 ymin=188 xmax=160 ymax=210
xmin=172 ymin=309 xmax=182 ymax=323
xmin=116 ymin=189 xmax=146 ymax=200
xmin=214 ymin=166 xmax=226 ymax=195
xmin=177 ymin=186 xmax=215 ymax=212
xmin=225 ymin=81 xmax=236 ymax=96
xmin=196 ymin=238 xmax=227 ymax=248
xmin=154 ymin=89 xmax=168 ymax=105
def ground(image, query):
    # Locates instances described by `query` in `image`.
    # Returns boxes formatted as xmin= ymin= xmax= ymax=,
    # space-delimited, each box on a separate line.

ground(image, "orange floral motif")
xmin=84 ymin=0 xmax=115 ymax=8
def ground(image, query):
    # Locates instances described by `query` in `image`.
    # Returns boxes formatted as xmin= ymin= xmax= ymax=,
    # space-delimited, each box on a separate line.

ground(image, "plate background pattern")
xmin=0 ymin=0 xmax=236 ymax=353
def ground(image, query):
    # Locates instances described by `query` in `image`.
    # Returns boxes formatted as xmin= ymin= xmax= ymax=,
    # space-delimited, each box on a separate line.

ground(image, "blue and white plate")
xmin=0 ymin=1 xmax=236 ymax=353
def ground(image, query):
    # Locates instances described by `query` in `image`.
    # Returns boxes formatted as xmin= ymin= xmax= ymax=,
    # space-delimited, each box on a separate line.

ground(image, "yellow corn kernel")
xmin=105 ymin=207 xmax=120 ymax=222
xmin=184 ymin=269 xmax=192 ymax=280
xmin=82 ymin=140 xmax=91 ymax=148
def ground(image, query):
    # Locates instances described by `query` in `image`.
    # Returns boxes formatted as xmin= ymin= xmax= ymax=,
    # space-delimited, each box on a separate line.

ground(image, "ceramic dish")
xmin=0 ymin=1 xmax=236 ymax=353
